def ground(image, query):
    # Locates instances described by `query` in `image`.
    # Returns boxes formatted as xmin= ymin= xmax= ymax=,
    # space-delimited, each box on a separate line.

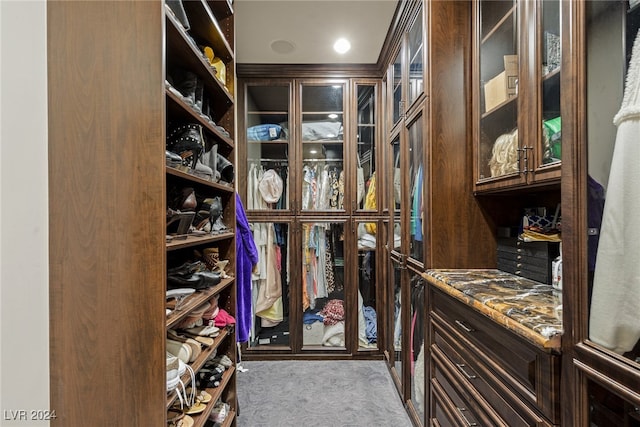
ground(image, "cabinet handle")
xmin=456 ymin=407 xmax=477 ymax=426
xmin=455 ymin=319 xmax=475 ymax=332
xmin=455 ymin=363 xmax=477 ymax=380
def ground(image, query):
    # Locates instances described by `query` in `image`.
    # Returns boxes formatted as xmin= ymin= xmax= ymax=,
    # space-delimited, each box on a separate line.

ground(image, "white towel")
xmin=589 ymin=28 xmax=640 ymax=354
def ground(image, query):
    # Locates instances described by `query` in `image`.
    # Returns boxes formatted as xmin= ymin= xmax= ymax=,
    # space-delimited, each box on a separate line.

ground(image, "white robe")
xmin=589 ymin=29 xmax=640 ymax=354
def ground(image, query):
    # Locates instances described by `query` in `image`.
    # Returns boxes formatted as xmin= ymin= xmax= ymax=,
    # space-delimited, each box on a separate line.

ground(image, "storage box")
xmin=503 ymin=55 xmax=519 ymax=97
xmin=484 ymin=55 xmax=519 ymax=113
xmin=303 ymin=321 xmax=324 ymax=346
xmin=484 ymin=71 xmax=507 ymax=112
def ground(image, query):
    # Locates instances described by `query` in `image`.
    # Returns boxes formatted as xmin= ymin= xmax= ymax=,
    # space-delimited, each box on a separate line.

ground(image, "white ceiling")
xmin=234 ymin=0 xmax=399 ymax=64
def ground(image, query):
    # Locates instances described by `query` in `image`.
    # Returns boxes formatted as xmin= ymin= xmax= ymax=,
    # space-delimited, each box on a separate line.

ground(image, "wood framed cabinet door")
xmin=563 ymin=1 xmax=640 ymax=426
xmin=473 ymin=0 xmax=562 ymax=194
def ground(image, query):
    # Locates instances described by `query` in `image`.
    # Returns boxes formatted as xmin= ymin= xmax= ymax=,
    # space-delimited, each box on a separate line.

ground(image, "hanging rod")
xmin=248 ymin=158 xmax=289 ymax=162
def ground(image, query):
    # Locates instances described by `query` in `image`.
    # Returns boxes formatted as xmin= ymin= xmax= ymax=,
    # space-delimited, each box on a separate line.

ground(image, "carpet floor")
xmin=236 ymin=360 xmax=413 ymax=427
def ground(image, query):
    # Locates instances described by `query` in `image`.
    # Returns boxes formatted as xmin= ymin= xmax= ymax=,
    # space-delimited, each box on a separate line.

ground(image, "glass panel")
xmin=302 ymin=222 xmax=345 ymax=349
xmin=408 ymin=116 xmax=424 ymax=263
xmin=357 ymin=221 xmax=378 ymax=350
xmin=588 ymin=379 xmax=640 ymax=426
xmin=408 ymin=6 xmax=424 ymax=106
xmin=586 ymin=0 xmax=640 ymax=366
xmin=410 ymin=273 xmax=426 ymax=422
xmin=392 ymin=50 xmax=403 ymax=125
xmin=392 ymin=133 xmax=402 ymax=251
xmin=246 ymin=85 xmax=290 ymax=210
xmin=248 ymin=222 xmax=290 ymax=348
xmin=478 ymin=0 xmax=519 ymax=181
xmin=301 ymin=84 xmax=345 ymax=211
xmin=357 ymin=84 xmax=377 ymax=211
xmin=392 ymin=261 xmax=403 ymax=378
xmin=540 ymin=0 xmax=562 ymax=166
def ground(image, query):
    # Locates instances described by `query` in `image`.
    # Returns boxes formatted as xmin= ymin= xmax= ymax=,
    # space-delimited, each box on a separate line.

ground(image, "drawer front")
xmin=497 ymin=238 xmax=559 ymax=258
xmin=433 ymin=321 xmax=551 ymax=427
xmin=431 ymin=288 xmax=560 ymax=423
xmin=496 ymin=253 xmax=550 ymax=271
xmin=496 ymin=259 xmax=549 ymax=284
xmin=430 ymin=380 xmax=459 ymax=427
xmin=432 ymin=350 xmax=493 ymax=427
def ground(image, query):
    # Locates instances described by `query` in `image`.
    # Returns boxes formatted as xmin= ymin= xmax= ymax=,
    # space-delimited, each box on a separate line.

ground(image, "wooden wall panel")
xmin=428 ymin=0 xmax=496 ymax=269
xmin=48 ymin=1 xmax=165 ymax=424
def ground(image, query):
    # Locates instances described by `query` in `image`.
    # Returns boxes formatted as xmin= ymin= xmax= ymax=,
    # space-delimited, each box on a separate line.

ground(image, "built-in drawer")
xmin=430 ymin=378 xmax=461 ymax=427
xmin=497 ymin=238 xmax=559 ymax=284
xmin=431 ymin=348 xmax=492 ymax=426
xmin=430 ymin=287 xmax=561 ymax=424
xmin=433 ymin=319 xmax=552 ymax=426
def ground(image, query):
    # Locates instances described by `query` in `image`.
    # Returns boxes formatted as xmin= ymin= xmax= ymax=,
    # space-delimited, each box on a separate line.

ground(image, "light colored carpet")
xmin=236 ymin=360 xmax=413 ymax=427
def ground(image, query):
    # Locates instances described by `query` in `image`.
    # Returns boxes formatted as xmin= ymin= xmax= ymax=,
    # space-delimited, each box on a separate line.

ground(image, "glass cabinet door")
xmin=408 ymin=114 xmax=424 ymax=264
xmin=301 ymin=222 xmax=346 ymax=349
xmin=538 ymin=0 xmax=562 ymax=169
xmin=391 ymin=260 xmax=403 ymax=381
xmin=410 ymin=272 xmax=426 ymax=424
xmin=248 ymin=222 xmax=291 ymax=349
xmin=245 ymin=84 xmax=290 ymax=211
xmin=477 ymin=0 xmax=521 ymax=183
xmin=407 ymin=5 xmax=424 ymax=108
xmin=391 ymin=134 xmax=402 ymax=253
xmin=356 ymin=84 xmax=377 ymax=212
xmin=357 ymin=220 xmax=379 ymax=350
xmin=300 ymin=84 xmax=345 ymax=212
xmin=391 ymin=50 xmax=403 ymax=127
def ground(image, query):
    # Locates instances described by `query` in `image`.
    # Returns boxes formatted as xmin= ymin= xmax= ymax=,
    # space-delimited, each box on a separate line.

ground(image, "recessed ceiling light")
xmin=328 ymin=113 xmax=338 ymax=119
xmin=333 ymin=38 xmax=351 ymax=54
xmin=271 ymin=39 xmax=295 ymax=54
xmin=310 ymin=149 xmax=318 ymax=154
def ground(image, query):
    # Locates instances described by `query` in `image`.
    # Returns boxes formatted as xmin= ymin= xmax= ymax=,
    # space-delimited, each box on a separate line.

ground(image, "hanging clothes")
xmin=235 ymin=193 xmax=259 ymax=343
xmin=589 ymin=29 xmax=640 ymax=354
xmin=255 ymin=224 xmax=283 ymax=326
xmin=410 ymin=165 xmax=423 ymax=241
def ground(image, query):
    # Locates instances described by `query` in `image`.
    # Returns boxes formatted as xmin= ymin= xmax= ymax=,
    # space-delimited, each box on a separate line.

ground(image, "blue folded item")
xmin=303 ymin=310 xmax=324 ymax=324
xmin=247 ymin=124 xmax=283 ymax=141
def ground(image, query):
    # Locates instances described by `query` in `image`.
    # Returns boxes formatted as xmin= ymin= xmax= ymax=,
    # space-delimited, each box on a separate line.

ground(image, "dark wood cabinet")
xmin=164 ymin=1 xmax=238 ymax=425
xmin=427 ymin=274 xmax=561 ymax=426
xmin=237 ymin=76 xmax=386 ymax=357
xmin=562 ymin=1 xmax=640 ymax=426
xmin=473 ymin=0 xmax=562 ymax=194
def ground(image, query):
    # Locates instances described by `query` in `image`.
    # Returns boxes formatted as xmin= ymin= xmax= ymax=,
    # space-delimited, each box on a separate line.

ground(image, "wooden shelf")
xmin=166 ymin=277 xmax=235 ymax=330
xmin=166 ymin=329 xmax=232 ymax=409
xmin=165 ymin=89 xmax=235 ymax=150
xmin=166 ymin=232 xmax=234 ymax=251
xmin=165 ymin=9 xmax=233 ymax=114
xmin=191 ymin=368 xmax=236 ymax=427
xmin=166 ymin=166 xmax=236 ymax=191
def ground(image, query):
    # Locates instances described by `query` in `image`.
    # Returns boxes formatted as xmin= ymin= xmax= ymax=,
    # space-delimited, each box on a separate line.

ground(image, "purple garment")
xmin=235 ymin=193 xmax=259 ymax=342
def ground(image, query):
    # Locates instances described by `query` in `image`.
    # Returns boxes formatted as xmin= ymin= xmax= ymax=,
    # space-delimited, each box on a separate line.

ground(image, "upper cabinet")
xmin=389 ymin=3 xmax=425 ymax=132
xmin=243 ymin=82 xmax=291 ymax=211
xmin=473 ymin=0 xmax=562 ymax=193
xmin=300 ymin=82 xmax=347 ymax=213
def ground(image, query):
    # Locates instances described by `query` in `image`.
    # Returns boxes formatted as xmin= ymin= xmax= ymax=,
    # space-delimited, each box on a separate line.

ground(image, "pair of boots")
xmin=199 ymin=144 xmax=234 ymax=184
xmin=169 ymin=68 xmax=210 ymax=120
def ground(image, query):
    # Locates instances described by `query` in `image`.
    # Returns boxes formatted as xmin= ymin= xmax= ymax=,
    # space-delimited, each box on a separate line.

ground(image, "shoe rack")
xmin=164 ymin=1 xmax=238 ymax=426
xmin=47 ymin=1 xmax=236 ymax=424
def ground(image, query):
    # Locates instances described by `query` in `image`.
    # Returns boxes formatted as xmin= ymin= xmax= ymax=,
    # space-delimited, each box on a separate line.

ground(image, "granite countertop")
xmin=423 ymin=269 xmax=563 ymax=351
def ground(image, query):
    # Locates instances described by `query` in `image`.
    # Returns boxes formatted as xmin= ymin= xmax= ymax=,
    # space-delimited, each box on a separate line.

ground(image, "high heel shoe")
xmin=166 ymin=208 xmax=195 ymax=236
